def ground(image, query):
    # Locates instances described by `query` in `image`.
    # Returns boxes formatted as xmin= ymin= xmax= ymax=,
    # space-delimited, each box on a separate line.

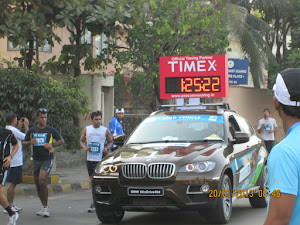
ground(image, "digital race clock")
xmin=160 ymin=55 xmax=228 ymax=99
xmin=165 ymin=76 xmax=221 ymax=94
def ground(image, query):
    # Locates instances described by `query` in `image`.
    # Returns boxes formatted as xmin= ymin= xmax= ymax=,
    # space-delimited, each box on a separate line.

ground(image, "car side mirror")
xmin=233 ymin=132 xmax=250 ymax=144
xmin=113 ymin=134 xmax=125 ymax=146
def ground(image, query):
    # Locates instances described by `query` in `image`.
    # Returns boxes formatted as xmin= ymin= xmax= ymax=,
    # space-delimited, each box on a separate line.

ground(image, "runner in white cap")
xmin=109 ymin=108 xmax=125 ymax=151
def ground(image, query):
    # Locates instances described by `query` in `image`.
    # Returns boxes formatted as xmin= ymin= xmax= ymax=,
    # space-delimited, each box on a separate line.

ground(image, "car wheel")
xmin=205 ymin=174 xmax=232 ymax=224
xmin=249 ymin=165 xmax=268 ymax=208
xmin=95 ymin=205 xmax=124 ymax=224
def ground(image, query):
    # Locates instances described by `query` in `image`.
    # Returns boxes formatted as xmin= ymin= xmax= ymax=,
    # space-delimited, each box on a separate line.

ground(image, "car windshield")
xmin=126 ymin=114 xmax=225 ymax=144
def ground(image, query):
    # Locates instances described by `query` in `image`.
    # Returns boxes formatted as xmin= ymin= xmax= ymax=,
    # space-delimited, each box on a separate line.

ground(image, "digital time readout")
xmin=165 ymin=76 xmax=221 ymax=94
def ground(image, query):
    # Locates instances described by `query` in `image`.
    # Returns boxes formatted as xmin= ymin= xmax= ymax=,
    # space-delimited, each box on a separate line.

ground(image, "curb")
xmin=1 ymin=181 xmax=90 ymax=197
xmin=22 ymin=175 xmax=60 ymax=184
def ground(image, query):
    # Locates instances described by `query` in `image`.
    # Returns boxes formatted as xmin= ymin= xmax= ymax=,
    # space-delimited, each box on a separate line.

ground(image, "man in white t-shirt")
xmin=80 ymin=111 xmax=112 ymax=213
xmin=4 ymin=112 xmax=29 ymax=213
xmin=257 ymin=108 xmax=278 ymax=153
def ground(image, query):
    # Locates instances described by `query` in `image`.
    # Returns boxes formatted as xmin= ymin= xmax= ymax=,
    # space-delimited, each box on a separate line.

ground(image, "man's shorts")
xmin=33 ymin=159 xmax=53 ymax=177
xmin=86 ymin=161 xmax=100 ymax=176
xmin=0 ymin=162 xmax=6 ymax=184
xmin=6 ymin=166 xmax=23 ymax=184
xmin=264 ymin=140 xmax=274 ymax=153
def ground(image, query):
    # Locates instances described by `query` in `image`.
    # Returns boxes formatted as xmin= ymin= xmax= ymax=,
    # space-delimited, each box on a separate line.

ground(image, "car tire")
xmin=249 ymin=165 xmax=268 ymax=208
xmin=204 ymin=174 xmax=232 ymax=224
xmin=95 ymin=205 xmax=124 ymax=224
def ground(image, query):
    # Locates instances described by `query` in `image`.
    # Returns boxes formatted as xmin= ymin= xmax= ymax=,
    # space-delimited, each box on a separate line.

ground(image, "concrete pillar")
xmin=91 ymin=75 xmax=102 ymax=111
xmin=102 ymin=86 xmax=114 ymax=127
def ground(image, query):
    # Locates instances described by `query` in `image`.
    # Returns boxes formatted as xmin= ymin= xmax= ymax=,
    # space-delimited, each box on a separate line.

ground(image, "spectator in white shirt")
xmin=4 ymin=112 xmax=29 ymax=213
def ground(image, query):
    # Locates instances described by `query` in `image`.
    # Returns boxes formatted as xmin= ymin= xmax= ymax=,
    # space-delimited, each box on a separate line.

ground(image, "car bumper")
xmin=92 ymin=174 xmax=221 ymax=212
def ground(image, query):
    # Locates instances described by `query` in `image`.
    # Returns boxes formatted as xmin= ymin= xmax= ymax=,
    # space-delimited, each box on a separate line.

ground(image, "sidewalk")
xmin=2 ymin=163 xmax=90 ymax=197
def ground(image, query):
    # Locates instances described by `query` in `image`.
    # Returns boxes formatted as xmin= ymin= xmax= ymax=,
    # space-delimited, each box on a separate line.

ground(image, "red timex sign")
xmin=159 ymin=55 xmax=229 ymax=99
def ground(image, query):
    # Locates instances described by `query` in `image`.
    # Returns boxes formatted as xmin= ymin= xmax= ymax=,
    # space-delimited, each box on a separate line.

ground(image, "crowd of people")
xmin=0 ymin=107 xmax=125 ymax=225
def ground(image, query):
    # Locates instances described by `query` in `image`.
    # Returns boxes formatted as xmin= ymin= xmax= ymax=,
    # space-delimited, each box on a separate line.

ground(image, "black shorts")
xmin=6 ymin=166 xmax=23 ymax=184
xmin=0 ymin=162 xmax=9 ymax=184
xmin=86 ymin=161 xmax=100 ymax=176
xmin=264 ymin=140 xmax=274 ymax=153
xmin=33 ymin=159 xmax=53 ymax=177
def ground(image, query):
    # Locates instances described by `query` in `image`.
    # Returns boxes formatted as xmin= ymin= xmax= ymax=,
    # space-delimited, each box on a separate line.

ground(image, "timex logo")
xmin=168 ymin=60 xmax=217 ymax=73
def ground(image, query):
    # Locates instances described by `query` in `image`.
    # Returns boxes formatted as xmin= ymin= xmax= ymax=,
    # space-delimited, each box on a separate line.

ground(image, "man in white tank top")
xmin=79 ymin=111 xmax=112 ymax=213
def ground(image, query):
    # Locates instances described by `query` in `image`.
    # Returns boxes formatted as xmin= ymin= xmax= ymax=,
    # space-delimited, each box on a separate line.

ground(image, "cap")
xmin=116 ymin=108 xmax=125 ymax=113
xmin=273 ymin=68 xmax=300 ymax=107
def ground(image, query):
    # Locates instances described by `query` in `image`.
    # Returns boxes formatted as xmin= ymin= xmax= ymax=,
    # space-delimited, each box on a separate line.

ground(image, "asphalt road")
xmin=0 ymin=189 xmax=267 ymax=225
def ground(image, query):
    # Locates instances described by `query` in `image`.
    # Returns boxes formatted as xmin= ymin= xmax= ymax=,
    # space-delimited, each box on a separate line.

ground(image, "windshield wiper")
xmin=189 ymin=139 xmax=224 ymax=142
xmin=127 ymin=142 xmax=147 ymax=144
xmin=129 ymin=140 xmax=189 ymax=144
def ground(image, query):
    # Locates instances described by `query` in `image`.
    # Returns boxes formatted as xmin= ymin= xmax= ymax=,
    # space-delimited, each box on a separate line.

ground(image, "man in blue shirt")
xmin=264 ymin=68 xmax=300 ymax=225
xmin=109 ymin=108 xmax=124 ymax=151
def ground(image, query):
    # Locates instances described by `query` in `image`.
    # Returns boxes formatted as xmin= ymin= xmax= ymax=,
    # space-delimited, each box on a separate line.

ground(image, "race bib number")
xmin=88 ymin=142 xmax=101 ymax=154
xmin=33 ymin=133 xmax=47 ymax=146
xmin=264 ymin=124 xmax=272 ymax=131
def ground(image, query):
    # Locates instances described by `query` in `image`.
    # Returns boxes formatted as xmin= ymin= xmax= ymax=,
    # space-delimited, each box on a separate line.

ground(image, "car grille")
xmin=122 ymin=163 xmax=147 ymax=179
xmin=148 ymin=163 xmax=175 ymax=178
xmin=122 ymin=163 xmax=175 ymax=179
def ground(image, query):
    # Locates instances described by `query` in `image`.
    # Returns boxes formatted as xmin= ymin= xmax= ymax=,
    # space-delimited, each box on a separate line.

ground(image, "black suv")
xmin=92 ymin=103 xmax=268 ymax=224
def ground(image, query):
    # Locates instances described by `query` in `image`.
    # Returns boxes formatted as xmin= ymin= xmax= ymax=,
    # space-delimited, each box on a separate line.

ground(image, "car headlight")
xmin=178 ymin=161 xmax=216 ymax=173
xmin=95 ymin=163 xmax=118 ymax=175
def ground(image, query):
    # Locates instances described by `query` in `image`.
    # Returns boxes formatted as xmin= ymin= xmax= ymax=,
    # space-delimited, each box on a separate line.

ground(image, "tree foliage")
xmin=249 ymin=0 xmax=300 ymax=85
xmin=0 ymin=61 xmax=89 ymax=148
xmin=111 ymin=0 xmax=230 ymax=110
xmin=215 ymin=1 xmax=275 ymax=88
xmin=43 ymin=0 xmax=133 ymax=77
xmin=0 ymin=0 xmax=133 ymax=77
xmin=0 ymin=0 xmax=69 ymax=71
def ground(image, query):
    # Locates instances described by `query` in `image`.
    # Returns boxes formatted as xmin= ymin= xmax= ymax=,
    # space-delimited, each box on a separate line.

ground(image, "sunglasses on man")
xmin=39 ymin=108 xmax=47 ymax=113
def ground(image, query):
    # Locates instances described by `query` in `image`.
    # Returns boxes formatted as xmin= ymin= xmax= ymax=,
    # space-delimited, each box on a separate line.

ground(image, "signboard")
xmin=160 ymin=55 xmax=228 ymax=99
xmin=228 ymin=58 xmax=249 ymax=85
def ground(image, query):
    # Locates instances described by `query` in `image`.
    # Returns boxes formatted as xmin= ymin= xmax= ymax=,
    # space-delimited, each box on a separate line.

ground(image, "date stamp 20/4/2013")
xmin=208 ymin=189 xmax=281 ymax=198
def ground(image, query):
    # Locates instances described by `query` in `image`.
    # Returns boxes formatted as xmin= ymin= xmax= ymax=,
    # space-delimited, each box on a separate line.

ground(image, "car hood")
xmin=105 ymin=142 xmax=224 ymax=165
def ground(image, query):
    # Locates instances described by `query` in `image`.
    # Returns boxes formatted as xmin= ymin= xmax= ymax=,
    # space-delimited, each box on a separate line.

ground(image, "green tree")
xmin=44 ymin=0 xmax=133 ymax=77
xmin=250 ymin=0 xmax=295 ymax=61
xmin=0 ymin=62 xmax=89 ymax=149
xmin=0 ymin=0 xmax=68 ymax=71
xmin=248 ymin=0 xmax=300 ymax=85
xmin=111 ymin=0 xmax=230 ymax=110
xmin=215 ymin=0 xmax=276 ymax=88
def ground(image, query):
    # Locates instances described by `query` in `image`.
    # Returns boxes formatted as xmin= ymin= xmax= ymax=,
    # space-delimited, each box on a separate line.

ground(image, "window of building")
xmin=81 ymin=30 xmax=92 ymax=44
xmin=80 ymin=29 xmax=93 ymax=56
xmin=95 ymin=33 xmax=108 ymax=58
xmin=7 ymin=40 xmax=52 ymax=52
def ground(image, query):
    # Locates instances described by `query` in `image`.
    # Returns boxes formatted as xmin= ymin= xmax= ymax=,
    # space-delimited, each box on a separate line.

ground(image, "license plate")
xmin=128 ymin=187 xmax=164 ymax=196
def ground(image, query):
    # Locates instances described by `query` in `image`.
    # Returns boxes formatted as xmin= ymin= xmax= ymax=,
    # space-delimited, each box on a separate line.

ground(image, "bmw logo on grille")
xmin=146 ymin=159 xmax=152 ymax=163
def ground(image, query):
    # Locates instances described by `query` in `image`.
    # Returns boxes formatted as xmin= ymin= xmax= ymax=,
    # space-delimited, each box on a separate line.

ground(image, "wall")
xmin=54 ymin=73 xmax=114 ymax=130
xmin=0 ymin=27 xmax=68 ymax=65
xmin=226 ymin=86 xmax=284 ymax=143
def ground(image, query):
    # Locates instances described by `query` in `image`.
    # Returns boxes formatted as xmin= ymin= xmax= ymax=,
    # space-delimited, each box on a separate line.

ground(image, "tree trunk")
xmin=74 ymin=20 xmax=82 ymax=78
xmin=36 ymin=36 xmax=40 ymax=74
xmin=26 ymin=40 xmax=34 ymax=70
